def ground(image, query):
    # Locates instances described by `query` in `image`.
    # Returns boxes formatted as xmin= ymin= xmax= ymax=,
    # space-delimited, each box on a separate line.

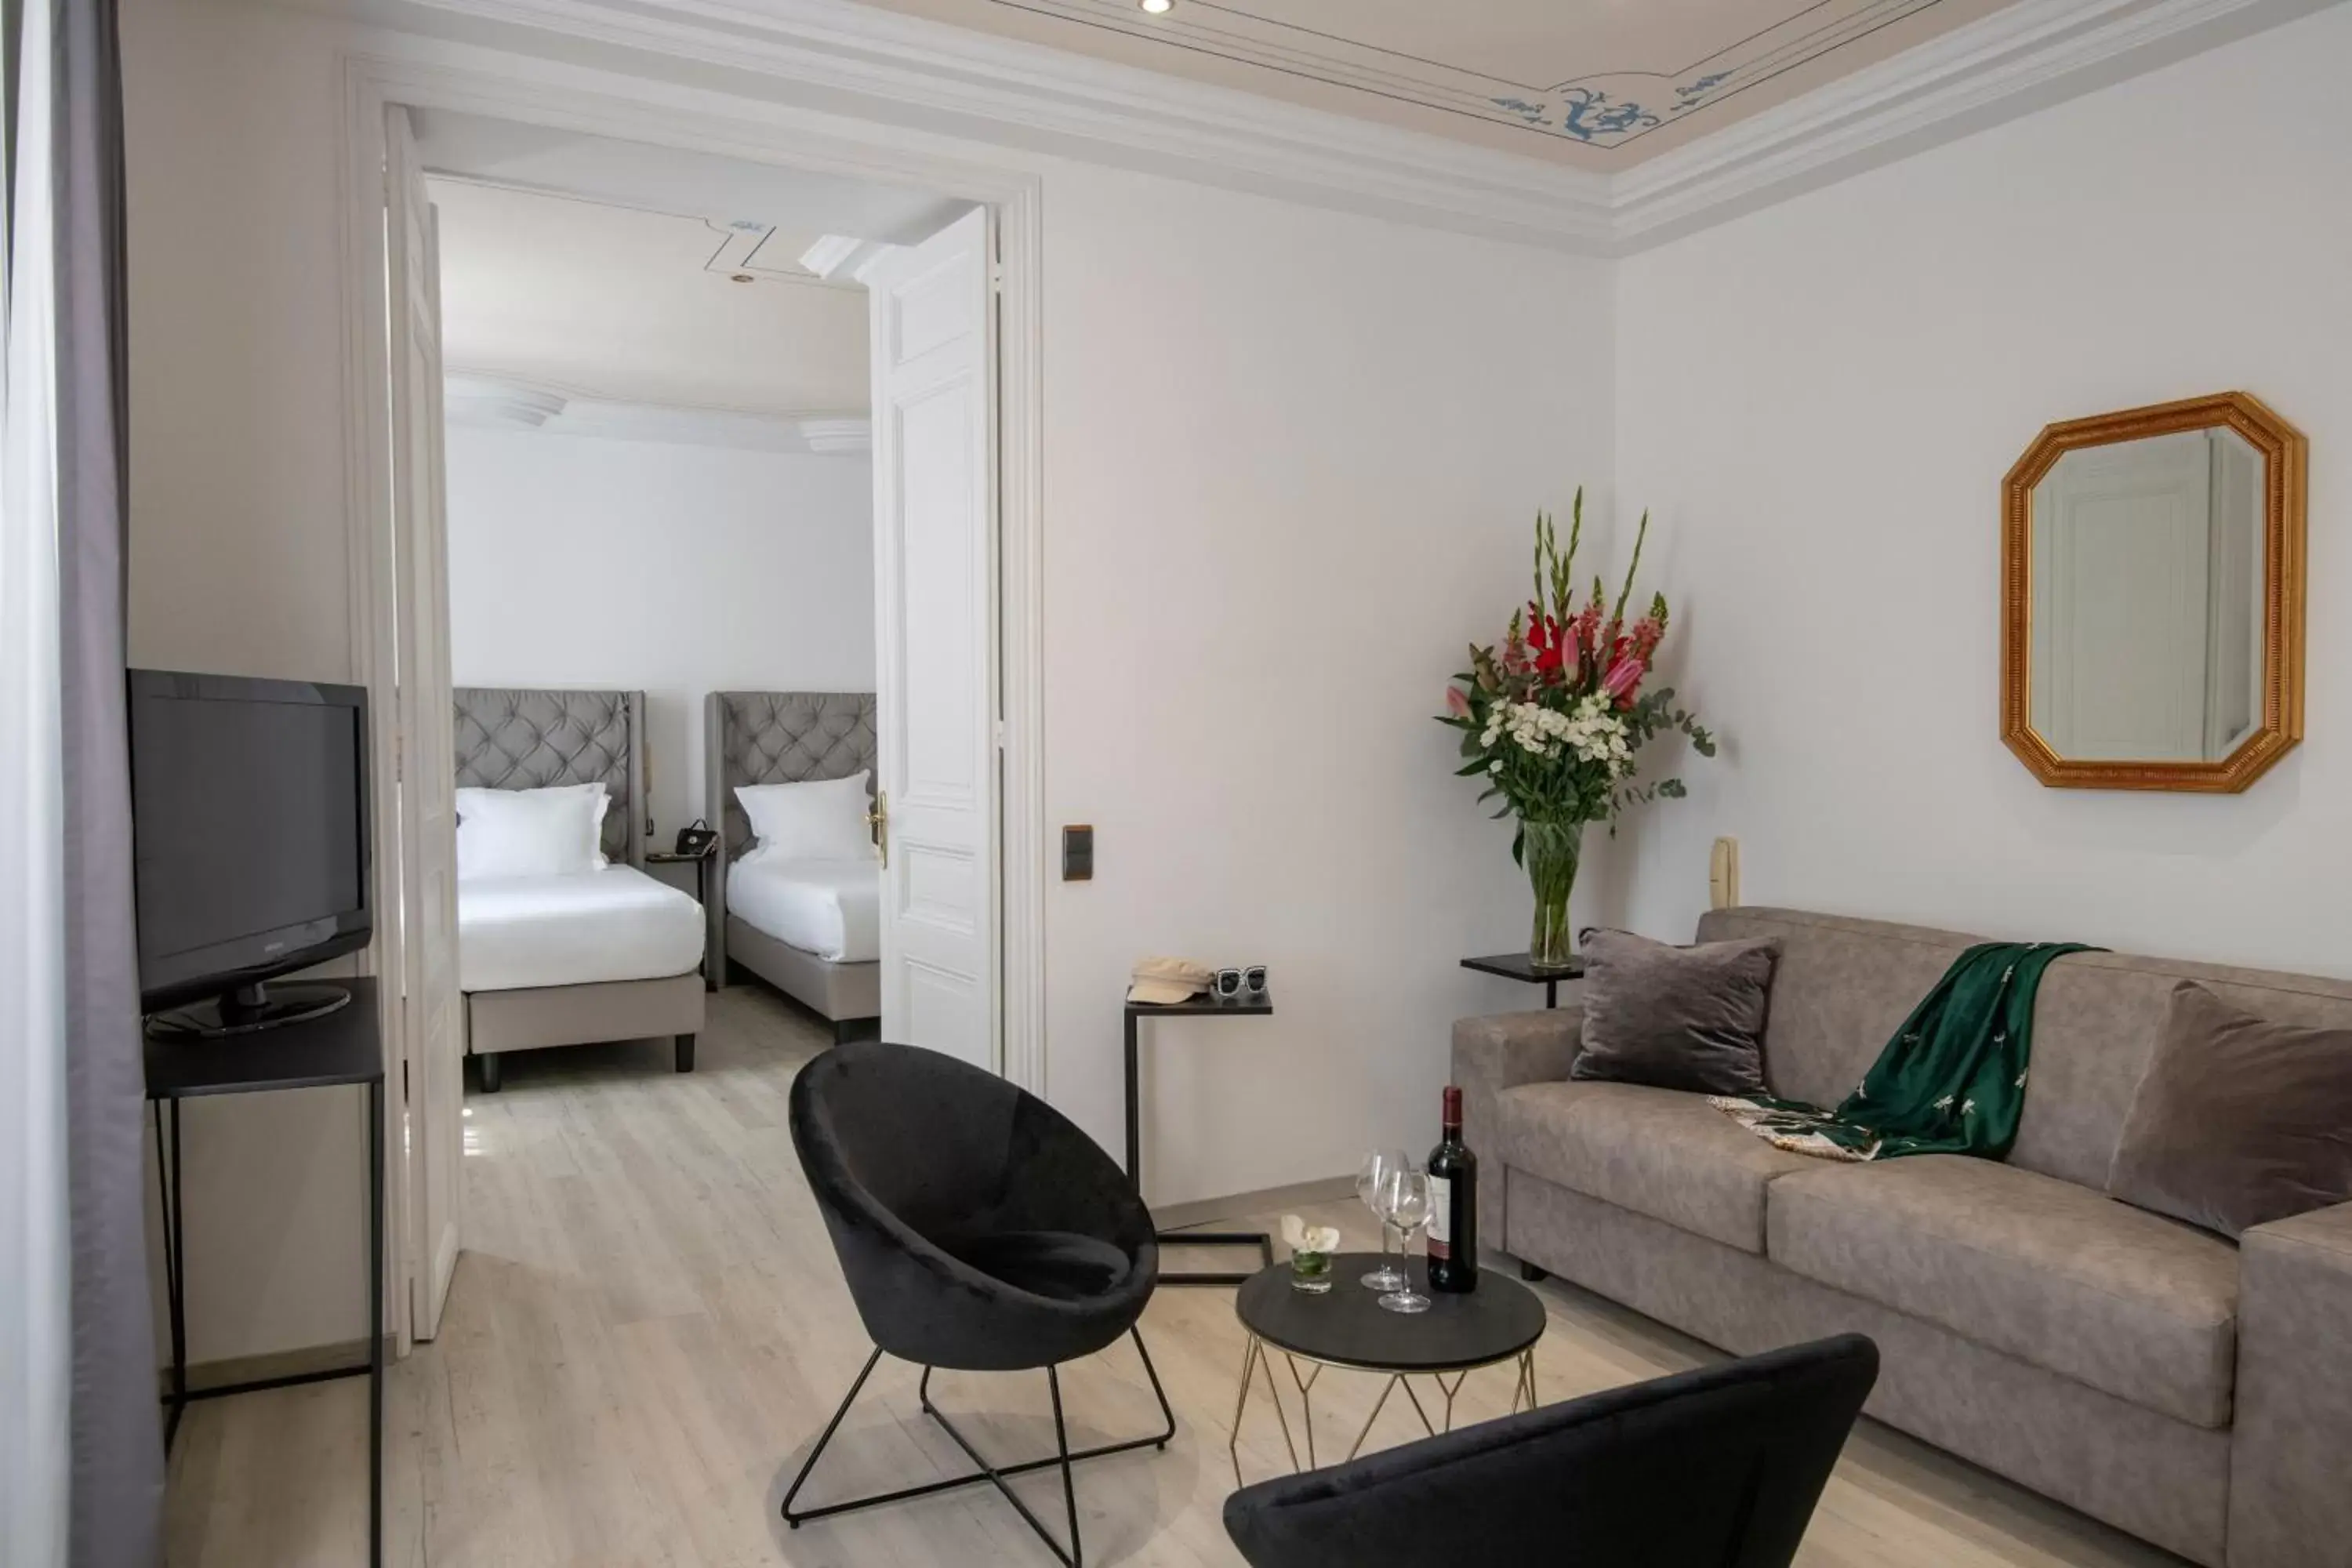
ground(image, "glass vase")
xmin=1522 ymin=818 xmax=1583 ymax=971
xmin=1290 ymin=1250 xmax=1333 ymax=1294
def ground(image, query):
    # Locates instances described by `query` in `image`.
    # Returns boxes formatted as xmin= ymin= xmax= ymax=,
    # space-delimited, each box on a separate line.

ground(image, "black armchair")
xmin=783 ymin=1041 xmax=1172 ymax=1566
xmin=1223 ymin=1334 xmax=1879 ymax=1568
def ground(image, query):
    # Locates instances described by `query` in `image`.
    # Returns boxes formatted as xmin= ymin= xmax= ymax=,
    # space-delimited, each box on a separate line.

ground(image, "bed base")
xmin=723 ymin=914 xmax=880 ymax=1040
xmin=465 ymin=972 xmax=705 ymax=1093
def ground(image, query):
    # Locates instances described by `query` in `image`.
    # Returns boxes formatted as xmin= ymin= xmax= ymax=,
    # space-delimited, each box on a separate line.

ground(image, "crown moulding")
xmin=443 ymin=374 xmax=870 ymax=453
xmin=389 ymin=0 xmax=2328 ymax=255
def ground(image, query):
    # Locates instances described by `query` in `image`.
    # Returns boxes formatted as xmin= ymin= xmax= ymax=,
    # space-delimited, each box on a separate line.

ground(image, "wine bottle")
xmin=1426 ymin=1085 xmax=1478 ymax=1293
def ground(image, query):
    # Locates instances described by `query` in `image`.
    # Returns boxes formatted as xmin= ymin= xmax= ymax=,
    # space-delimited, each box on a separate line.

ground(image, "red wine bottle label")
xmin=1428 ymin=1174 xmax=1452 ymax=1261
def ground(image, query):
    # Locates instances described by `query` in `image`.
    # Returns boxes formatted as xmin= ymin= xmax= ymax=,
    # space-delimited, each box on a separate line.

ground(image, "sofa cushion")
xmin=1570 ymin=927 xmax=1778 ymax=1096
xmin=2108 ymin=981 xmax=2352 ymax=1240
xmin=1768 ymin=1156 xmax=2239 ymax=1428
xmin=1497 ymin=1081 xmax=1820 ymax=1254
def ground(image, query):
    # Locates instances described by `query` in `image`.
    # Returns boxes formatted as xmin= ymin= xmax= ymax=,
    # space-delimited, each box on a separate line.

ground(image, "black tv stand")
xmin=147 ymin=979 xmax=352 ymax=1038
xmin=145 ymin=975 xmax=383 ymax=1566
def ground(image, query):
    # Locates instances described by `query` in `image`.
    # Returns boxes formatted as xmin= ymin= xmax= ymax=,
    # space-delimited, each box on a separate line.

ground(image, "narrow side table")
xmin=145 ymin=977 xmax=386 ymax=1568
xmin=647 ymin=842 xmax=721 ymax=989
xmin=645 ymin=840 xmax=717 ymax=904
xmin=1460 ymin=952 xmax=1587 ymax=1009
xmin=1125 ymin=990 xmax=1276 ymax=1287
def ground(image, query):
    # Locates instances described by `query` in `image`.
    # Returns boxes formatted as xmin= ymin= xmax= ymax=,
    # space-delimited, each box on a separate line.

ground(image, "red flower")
xmin=1601 ymin=653 xmax=1646 ymax=706
xmin=1525 ymin=607 xmax=1571 ymax=679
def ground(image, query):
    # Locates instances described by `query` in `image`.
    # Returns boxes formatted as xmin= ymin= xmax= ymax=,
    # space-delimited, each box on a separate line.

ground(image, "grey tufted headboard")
xmin=453 ymin=687 xmax=647 ymax=868
xmin=704 ymin=691 xmax=878 ymax=862
xmin=702 ymin=691 xmax=877 ymax=982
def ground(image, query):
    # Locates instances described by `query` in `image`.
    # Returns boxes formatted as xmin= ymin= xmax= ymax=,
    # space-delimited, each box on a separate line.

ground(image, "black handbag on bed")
xmin=674 ymin=819 xmax=720 ymax=858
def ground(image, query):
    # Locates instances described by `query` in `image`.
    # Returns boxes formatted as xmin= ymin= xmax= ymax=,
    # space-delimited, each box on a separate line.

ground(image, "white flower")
xmin=1483 ymin=694 xmax=1639 ymax=780
xmin=1279 ymin=1214 xmax=1341 ymax=1255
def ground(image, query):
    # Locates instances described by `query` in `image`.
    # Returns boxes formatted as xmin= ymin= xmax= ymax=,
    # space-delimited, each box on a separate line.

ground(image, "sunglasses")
xmin=1212 ymin=966 xmax=1268 ymax=1000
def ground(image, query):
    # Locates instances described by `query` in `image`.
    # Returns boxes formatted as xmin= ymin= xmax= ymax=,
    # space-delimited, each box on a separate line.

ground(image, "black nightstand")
xmin=647 ymin=840 xmax=718 ymax=906
xmin=1461 ymin=951 xmax=1588 ymax=1009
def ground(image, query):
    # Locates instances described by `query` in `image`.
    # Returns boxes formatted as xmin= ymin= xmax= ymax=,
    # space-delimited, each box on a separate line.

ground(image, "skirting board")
xmin=1155 ymin=1174 xmax=1357 ymax=1232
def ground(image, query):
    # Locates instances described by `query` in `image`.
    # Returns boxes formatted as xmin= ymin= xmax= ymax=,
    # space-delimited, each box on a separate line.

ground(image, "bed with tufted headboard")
xmin=452 ymin=687 xmax=706 ymax=1091
xmin=705 ymin=691 xmax=881 ymax=1039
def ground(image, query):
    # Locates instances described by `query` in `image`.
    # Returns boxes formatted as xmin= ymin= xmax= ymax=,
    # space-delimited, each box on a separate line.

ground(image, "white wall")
xmin=122 ymin=0 xmax=1610 ymax=1357
xmin=125 ymin=0 xmax=373 ymax=1366
xmin=1607 ymin=2 xmax=2352 ymax=978
xmin=1040 ymin=159 xmax=1616 ymax=1203
xmin=445 ymin=429 xmax=874 ymax=843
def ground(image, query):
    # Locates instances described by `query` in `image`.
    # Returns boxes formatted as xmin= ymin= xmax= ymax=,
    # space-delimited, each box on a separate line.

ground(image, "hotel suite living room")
xmin=5 ymin=0 xmax=2350 ymax=1564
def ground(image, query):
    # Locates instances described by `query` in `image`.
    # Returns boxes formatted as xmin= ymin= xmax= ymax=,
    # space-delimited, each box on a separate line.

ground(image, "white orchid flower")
xmin=1279 ymin=1214 xmax=1341 ymax=1255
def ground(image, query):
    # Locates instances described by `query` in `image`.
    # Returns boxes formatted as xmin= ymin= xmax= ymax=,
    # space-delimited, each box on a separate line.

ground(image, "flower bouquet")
xmin=1439 ymin=490 xmax=1714 ymax=967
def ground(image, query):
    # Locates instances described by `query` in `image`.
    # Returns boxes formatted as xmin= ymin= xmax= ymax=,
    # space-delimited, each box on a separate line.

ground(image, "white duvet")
xmin=458 ymin=866 xmax=706 ymax=992
xmin=727 ymin=858 xmax=881 ymax=964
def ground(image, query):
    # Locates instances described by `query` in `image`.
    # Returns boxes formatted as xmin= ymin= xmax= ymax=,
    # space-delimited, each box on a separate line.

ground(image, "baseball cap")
xmin=1127 ymin=956 xmax=1213 ymax=1005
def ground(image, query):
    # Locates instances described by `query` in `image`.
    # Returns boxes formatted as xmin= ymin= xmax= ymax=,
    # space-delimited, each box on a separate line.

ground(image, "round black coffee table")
xmin=1229 ymin=1253 xmax=1545 ymax=1482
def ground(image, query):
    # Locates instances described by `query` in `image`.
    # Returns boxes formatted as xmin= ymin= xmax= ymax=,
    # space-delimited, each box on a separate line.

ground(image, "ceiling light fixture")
xmin=1138 ymin=0 xmax=1173 ymax=13
xmin=731 ymin=274 xmax=754 ymax=283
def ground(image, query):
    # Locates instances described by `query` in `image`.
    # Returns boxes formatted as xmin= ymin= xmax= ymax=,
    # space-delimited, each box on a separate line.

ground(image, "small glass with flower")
xmin=1280 ymin=1214 xmax=1340 ymax=1294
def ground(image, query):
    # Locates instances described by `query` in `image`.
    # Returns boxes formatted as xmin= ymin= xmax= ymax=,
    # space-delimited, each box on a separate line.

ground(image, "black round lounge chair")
xmin=782 ymin=1040 xmax=1172 ymax=1566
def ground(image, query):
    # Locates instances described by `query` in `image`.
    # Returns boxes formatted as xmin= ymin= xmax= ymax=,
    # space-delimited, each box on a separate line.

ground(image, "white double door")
xmin=380 ymin=158 xmax=1005 ymax=1348
xmin=384 ymin=105 xmax=461 ymax=1341
xmin=863 ymin=207 xmax=1000 ymax=1076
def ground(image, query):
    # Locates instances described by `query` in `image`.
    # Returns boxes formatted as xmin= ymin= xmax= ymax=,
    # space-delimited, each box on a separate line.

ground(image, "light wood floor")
xmin=164 ymin=986 xmax=2184 ymax=1566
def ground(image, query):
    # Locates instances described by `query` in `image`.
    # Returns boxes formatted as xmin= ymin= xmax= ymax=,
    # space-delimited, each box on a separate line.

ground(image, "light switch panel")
xmin=1062 ymin=825 xmax=1094 ymax=881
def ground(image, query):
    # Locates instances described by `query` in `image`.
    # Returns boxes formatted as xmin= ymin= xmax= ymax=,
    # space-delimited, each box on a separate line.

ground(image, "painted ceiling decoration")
xmin=975 ymin=0 xmax=1958 ymax=149
xmin=864 ymin=0 xmax=2020 ymax=165
xmin=1489 ymin=0 xmax=1952 ymax=147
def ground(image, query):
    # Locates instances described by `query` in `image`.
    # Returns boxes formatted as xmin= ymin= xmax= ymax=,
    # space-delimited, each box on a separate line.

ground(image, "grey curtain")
xmin=50 ymin=0 xmax=164 ymax=1560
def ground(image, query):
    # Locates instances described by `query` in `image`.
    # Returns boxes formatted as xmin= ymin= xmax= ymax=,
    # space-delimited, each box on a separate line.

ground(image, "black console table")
xmin=1124 ymin=991 xmax=1276 ymax=1287
xmin=145 ymin=976 xmax=385 ymax=1568
xmin=1460 ymin=952 xmax=1587 ymax=1009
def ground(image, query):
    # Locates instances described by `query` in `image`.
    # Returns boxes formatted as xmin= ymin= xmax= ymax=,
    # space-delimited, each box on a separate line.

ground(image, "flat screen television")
xmin=129 ymin=670 xmax=372 ymax=1034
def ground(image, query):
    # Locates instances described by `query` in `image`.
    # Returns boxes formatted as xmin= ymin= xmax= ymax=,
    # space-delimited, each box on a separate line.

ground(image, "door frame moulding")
xmin=336 ymin=53 xmax=1050 ymax=1338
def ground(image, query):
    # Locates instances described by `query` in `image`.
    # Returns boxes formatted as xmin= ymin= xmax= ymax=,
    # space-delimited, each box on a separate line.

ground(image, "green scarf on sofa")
xmin=1711 ymin=941 xmax=2096 ymax=1162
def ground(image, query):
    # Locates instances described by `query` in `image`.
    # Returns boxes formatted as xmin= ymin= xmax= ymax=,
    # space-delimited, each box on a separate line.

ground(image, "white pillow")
xmin=455 ymin=783 xmax=609 ymax=880
xmin=735 ymin=773 xmax=874 ymax=866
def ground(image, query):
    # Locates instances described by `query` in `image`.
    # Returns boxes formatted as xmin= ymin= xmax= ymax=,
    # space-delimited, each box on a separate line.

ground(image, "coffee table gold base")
xmin=1228 ymin=1334 xmax=1538 ymax=1486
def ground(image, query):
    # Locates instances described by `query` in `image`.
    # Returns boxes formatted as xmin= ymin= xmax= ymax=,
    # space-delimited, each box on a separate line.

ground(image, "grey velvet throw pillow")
xmin=1570 ymin=927 xmax=1778 ymax=1096
xmin=2107 ymin=982 xmax=2352 ymax=1240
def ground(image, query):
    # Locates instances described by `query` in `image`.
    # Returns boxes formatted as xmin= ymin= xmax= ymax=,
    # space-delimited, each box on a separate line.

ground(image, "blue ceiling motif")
xmin=971 ymin=0 xmax=1953 ymax=150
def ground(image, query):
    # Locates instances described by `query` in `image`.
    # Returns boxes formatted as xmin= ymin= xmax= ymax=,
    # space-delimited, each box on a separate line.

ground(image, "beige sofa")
xmin=1454 ymin=906 xmax=2352 ymax=1568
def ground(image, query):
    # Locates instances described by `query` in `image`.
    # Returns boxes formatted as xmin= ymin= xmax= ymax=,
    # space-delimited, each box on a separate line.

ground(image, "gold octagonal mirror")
xmin=2002 ymin=391 xmax=2307 ymax=792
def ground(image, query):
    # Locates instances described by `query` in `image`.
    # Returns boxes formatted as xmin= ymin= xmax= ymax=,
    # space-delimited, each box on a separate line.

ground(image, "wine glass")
xmin=1356 ymin=1149 xmax=1410 ymax=1291
xmin=1377 ymin=1167 xmax=1432 ymax=1315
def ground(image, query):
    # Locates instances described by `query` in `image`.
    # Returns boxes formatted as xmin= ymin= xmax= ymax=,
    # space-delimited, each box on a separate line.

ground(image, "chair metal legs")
xmin=781 ymin=1327 xmax=1176 ymax=1566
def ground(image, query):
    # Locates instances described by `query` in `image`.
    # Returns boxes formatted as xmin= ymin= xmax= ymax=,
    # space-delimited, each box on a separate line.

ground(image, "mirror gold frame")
xmin=2002 ymin=391 xmax=2307 ymax=793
